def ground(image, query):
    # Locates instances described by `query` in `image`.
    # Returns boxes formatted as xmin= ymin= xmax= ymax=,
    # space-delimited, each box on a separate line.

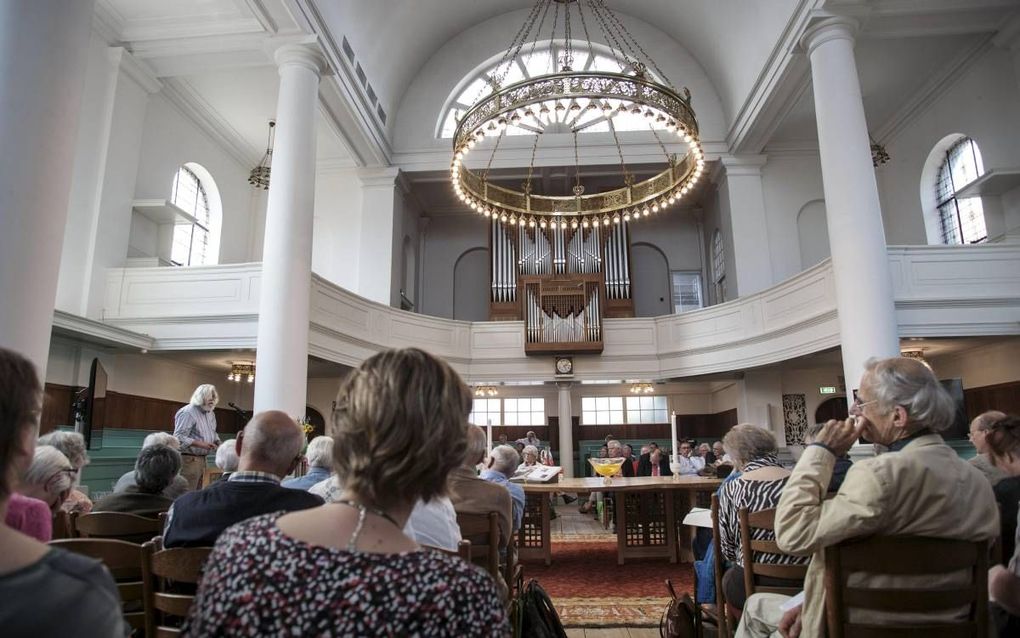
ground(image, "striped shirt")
xmin=717 ymin=455 xmax=809 ymax=568
xmin=173 ymin=404 xmax=219 ymax=455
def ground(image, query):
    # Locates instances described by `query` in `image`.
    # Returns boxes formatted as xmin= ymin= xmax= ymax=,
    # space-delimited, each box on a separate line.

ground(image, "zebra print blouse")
xmin=717 ymin=455 xmax=809 ymax=567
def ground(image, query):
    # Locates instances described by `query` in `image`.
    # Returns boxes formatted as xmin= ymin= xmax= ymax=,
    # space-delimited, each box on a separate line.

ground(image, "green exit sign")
xmin=819 ymin=386 xmax=837 ymax=395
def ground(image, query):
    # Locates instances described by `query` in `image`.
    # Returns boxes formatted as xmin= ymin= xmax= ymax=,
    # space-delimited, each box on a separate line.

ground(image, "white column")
xmin=357 ymin=168 xmax=400 ymax=306
xmin=719 ymin=155 xmax=774 ymax=297
xmin=254 ymin=44 xmax=325 ymax=417
xmin=737 ymin=370 xmax=783 ymax=443
xmin=0 ymin=0 xmax=95 ymax=378
xmin=557 ymin=382 xmax=574 ymax=478
xmin=802 ymin=18 xmax=900 ymax=395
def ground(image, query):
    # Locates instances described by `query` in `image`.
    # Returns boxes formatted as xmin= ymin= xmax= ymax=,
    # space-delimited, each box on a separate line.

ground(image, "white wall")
xmin=928 ymin=338 xmax=1020 ymax=389
xmin=134 ymin=94 xmax=255 ymax=266
xmin=421 ymin=215 xmax=489 ymax=319
xmin=700 ymin=181 xmax=736 ymax=304
xmin=312 ymin=167 xmax=363 ymax=292
xmin=760 ymin=154 xmax=827 ymax=281
xmin=878 ymin=46 xmax=1020 ymax=244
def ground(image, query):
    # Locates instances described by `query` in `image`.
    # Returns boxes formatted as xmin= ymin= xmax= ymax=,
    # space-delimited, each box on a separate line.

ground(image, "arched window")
xmin=934 ymin=137 xmax=986 ymax=244
xmin=711 ymin=229 xmax=725 ymax=303
xmin=170 ymin=164 xmax=220 ymax=266
xmin=439 ymin=41 xmax=663 ymax=138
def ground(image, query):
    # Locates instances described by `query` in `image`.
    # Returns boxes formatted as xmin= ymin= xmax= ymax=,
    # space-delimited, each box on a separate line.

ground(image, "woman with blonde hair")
xmin=185 ymin=348 xmax=508 ymax=636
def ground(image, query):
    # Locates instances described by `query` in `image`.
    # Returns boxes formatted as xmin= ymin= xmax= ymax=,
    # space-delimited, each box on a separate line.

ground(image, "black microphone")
xmin=227 ymin=402 xmax=251 ymax=419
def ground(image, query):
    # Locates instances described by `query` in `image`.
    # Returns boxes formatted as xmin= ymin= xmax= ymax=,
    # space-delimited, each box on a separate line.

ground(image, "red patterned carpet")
xmin=522 ymin=541 xmax=695 ymax=627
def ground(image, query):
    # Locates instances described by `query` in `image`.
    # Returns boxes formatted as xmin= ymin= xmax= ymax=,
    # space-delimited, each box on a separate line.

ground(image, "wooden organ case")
xmin=489 ymin=218 xmax=634 ymax=354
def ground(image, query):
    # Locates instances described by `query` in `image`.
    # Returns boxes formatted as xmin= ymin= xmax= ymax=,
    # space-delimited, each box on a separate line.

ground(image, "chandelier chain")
xmin=577 ymin=0 xmax=596 ymax=67
xmin=525 ymin=0 xmax=553 ymax=66
xmin=587 ymin=0 xmax=630 ymax=70
xmin=597 ymin=0 xmax=675 ymax=90
xmin=573 ymin=131 xmax=581 ymax=190
xmin=524 ymin=133 xmax=541 ymax=195
xmin=563 ymin=1 xmax=573 ymax=69
xmin=483 ymin=125 xmax=507 ymax=181
xmin=484 ymin=0 xmax=544 ymax=100
xmin=607 ymin=117 xmax=630 ymax=187
xmin=548 ymin=1 xmax=560 ymax=76
xmin=649 ymin=121 xmax=671 ymax=160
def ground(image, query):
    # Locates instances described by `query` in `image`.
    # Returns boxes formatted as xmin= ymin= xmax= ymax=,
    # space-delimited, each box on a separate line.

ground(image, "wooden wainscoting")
xmin=964 ymin=381 xmax=1020 ymax=419
xmin=41 ymin=383 xmax=247 ymax=435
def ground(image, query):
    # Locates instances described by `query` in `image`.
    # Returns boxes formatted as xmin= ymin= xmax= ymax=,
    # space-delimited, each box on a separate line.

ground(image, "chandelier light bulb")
xmin=652 ymin=203 xmax=660 ymax=212
xmin=529 ymin=219 xmax=536 ymax=228
xmin=643 ymin=205 xmax=651 ymax=215
xmin=571 ymin=219 xmax=578 ymax=229
xmin=603 ymin=216 xmax=611 ymax=226
xmin=623 ymin=211 xmax=631 ymax=221
xmin=500 ymin=212 xmax=508 ymax=222
xmin=582 ymin=219 xmax=590 ymax=228
xmin=613 ymin=214 xmax=621 ymax=224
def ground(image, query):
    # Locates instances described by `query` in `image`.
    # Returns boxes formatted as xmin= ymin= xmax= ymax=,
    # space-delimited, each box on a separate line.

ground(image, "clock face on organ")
xmin=555 ymin=357 xmax=573 ymax=375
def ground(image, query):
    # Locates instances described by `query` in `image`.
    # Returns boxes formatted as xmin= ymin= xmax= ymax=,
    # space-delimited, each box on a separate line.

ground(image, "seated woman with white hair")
xmin=185 ymin=348 xmax=506 ymax=636
xmin=36 ymin=430 xmax=92 ymax=515
xmin=282 ymin=435 xmax=333 ymax=491
xmin=518 ymin=444 xmax=540 ymax=470
xmin=214 ymin=438 xmax=239 ymax=478
xmin=112 ymin=431 xmax=189 ymax=499
xmin=6 ymin=446 xmax=76 ymax=542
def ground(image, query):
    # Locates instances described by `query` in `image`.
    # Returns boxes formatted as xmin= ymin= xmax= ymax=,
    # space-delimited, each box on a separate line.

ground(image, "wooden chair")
xmin=72 ymin=511 xmax=164 ymax=543
xmin=202 ymin=467 xmax=224 ymax=486
xmin=52 ymin=510 xmax=73 ymax=540
xmin=141 ymin=541 xmax=212 ymax=637
xmin=707 ymin=494 xmax=731 ymax=638
xmin=455 ymin=511 xmax=501 ymax=582
xmin=51 ymin=538 xmax=147 ymax=633
xmin=737 ymin=507 xmax=809 ymax=598
xmin=824 ymin=536 xmax=989 ymax=638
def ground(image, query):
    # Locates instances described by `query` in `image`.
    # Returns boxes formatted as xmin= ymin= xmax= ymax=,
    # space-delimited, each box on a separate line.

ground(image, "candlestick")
xmin=486 ymin=420 xmax=493 ymax=454
xmin=670 ymin=410 xmax=678 ymax=457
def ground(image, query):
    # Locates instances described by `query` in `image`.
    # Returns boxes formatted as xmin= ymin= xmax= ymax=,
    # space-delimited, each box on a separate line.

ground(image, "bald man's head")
xmin=237 ymin=410 xmax=304 ymax=478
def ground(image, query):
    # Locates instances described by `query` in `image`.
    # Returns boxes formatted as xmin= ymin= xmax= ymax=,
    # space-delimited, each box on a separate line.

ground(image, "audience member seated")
xmin=20 ymin=446 xmax=76 ymax=516
xmin=214 ymin=438 xmax=239 ymax=478
xmin=802 ymin=422 xmax=853 ymax=493
xmin=677 ymin=441 xmax=706 ymax=475
xmin=516 ymin=430 xmax=541 ymax=449
xmin=162 ymin=410 xmax=323 ymax=548
xmin=983 ymin=414 xmax=1020 ymax=636
xmin=638 ymin=446 xmax=671 ymax=477
xmin=716 ymin=424 xmax=806 ymax=611
xmin=448 ymin=426 xmax=514 ymax=550
xmin=970 ymin=410 xmax=1009 ymax=486
xmin=607 ymin=439 xmax=634 ymax=478
xmin=698 ymin=442 xmax=714 ymax=464
xmin=518 ymin=445 xmax=539 ymax=470
xmin=112 ymin=431 xmax=189 ymax=499
xmin=736 ymin=356 xmax=999 ymax=638
xmin=93 ymin=444 xmax=180 ymax=516
xmin=712 ymin=440 xmax=730 ymax=465
xmin=282 ymin=435 xmax=333 ymax=490
xmin=183 ymin=348 xmax=507 ymax=636
xmin=37 ymin=430 xmax=92 ymax=515
xmin=0 ymin=347 xmax=126 ymax=636
xmin=482 ymin=445 xmax=525 ymax=532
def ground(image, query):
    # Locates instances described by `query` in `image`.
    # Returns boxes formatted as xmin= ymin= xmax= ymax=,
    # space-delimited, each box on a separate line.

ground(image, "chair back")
xmin=709 ymin=493 xmax=731 ymax=637
xmin=72 ymin=511 xmax=164 ymax=543
xmin=50 ymin=538 xmax=147 ymax=632
xmin=141 ymin=541 xmax=212 ymax=637
xmin=824 ymin=536 xmax=989 ymax=638
xmin=737 ymin=507 xmax=808 ymax=597
xmin=456 ymin=511 xmax=501 ymax=581
xmin=52 ymin=510 xmax=73 ymax=540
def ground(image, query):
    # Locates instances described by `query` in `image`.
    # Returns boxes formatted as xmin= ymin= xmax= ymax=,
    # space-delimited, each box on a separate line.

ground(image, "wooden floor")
xmin=564 ymin=628 xmax=660 ymax=637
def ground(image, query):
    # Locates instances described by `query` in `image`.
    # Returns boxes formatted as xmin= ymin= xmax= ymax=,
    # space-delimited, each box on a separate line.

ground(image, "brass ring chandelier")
xmin=450 ymin=0 xmax=704 ymax=229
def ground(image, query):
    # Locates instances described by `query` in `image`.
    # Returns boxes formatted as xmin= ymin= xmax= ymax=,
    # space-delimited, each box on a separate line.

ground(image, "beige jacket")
xmin=447 ymin=466 xmax=514 ymax=548
xmin=775 ymin=434 xmax=999 ymax=638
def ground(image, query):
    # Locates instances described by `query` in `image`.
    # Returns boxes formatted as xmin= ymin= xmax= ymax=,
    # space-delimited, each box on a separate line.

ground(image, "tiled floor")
xmin=564 ymin=628 xmax=660 ymax=638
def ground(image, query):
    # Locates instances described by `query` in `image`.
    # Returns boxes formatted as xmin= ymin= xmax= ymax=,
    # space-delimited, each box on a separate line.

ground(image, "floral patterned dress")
xmin=183 ymin=511 xmax=509 ymax=637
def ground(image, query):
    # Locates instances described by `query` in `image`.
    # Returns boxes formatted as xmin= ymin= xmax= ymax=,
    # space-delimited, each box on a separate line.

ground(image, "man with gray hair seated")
xmin=113 ymin=431 xmax=189 ymax=499
xmin=482 ymin=444 xmax=525 ymax=532
xmin=282 ymin=435 xmax=334 ymax=491
xmin=736 ymin=356 xmax=999 ymax=638
xmin=163 ymin=410 xmax=323 ymax=547
xmin=94 ymin=445 xmax=181 ymax=516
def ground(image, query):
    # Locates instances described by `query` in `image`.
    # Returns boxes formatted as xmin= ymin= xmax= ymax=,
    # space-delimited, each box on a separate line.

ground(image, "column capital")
xmin=556 ymin=381 xmax=573 ymax=390
xmin=271 ymin=40 xmax=328 ymax=76
xmin=801 ymin=16 xmax=860 ymax=56
xmin=719 ymin=154 xmax=768 ymax=177
xmin=357 ymin=166 xmax=402 ymax=189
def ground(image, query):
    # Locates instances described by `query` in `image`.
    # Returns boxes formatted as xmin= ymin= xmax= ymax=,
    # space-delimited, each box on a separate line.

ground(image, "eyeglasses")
xmin=852 ymin=396 xmax=879 ymax=410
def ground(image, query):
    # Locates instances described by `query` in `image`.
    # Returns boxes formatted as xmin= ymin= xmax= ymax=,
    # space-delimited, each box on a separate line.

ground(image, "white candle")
xmin=486 ymin=420 xmax=493 ymax=453
xmin=670 ymin=410 xmax=678 ymax=460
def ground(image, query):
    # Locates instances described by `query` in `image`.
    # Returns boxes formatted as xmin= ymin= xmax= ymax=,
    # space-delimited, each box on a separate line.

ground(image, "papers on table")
xmin=510 ymin=465 xmax=561 ymax=483
xmin=681 ymin=507 xmax=712 ymax=528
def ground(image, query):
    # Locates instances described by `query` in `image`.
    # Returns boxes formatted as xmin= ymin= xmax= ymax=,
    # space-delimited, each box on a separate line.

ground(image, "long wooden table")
xmin=519 ymin=476 xmax=721 ymax=566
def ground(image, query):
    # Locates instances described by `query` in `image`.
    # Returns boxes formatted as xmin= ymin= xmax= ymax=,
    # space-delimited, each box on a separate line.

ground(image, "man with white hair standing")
xmin=173 ymin=384 xmax=222 ymax=490
xmin=282 ymin=436 xmax=334 ymax=491
xmin=112 ymin=431 xmax=189 ymax=498
xmin=482 ymin=444 xmax=525 ymax=532
xmin=163 ymin=410 xmax=323 ymax=547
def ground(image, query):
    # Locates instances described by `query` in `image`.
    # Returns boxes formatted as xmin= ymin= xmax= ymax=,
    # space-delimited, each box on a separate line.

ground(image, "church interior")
xmin=3 ymin=0 xmax=1020 ymax=635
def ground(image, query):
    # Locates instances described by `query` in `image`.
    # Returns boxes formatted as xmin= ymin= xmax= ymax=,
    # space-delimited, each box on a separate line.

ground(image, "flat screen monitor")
xmin=939 ymin=378 xmax=968 ymax=440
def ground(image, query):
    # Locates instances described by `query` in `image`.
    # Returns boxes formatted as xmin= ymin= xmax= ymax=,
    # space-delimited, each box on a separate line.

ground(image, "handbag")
xmin=660 ymin=578 xmax=702 ymax=638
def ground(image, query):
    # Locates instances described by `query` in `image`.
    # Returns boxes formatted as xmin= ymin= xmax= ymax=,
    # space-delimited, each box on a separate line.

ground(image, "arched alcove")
xmin=631 ymin=242 xmax=671 ymax=317
xmin=796 ymin=199 xmax=829 ymax=270
xmin=452 ymin=247 xmax=490 ymax=321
